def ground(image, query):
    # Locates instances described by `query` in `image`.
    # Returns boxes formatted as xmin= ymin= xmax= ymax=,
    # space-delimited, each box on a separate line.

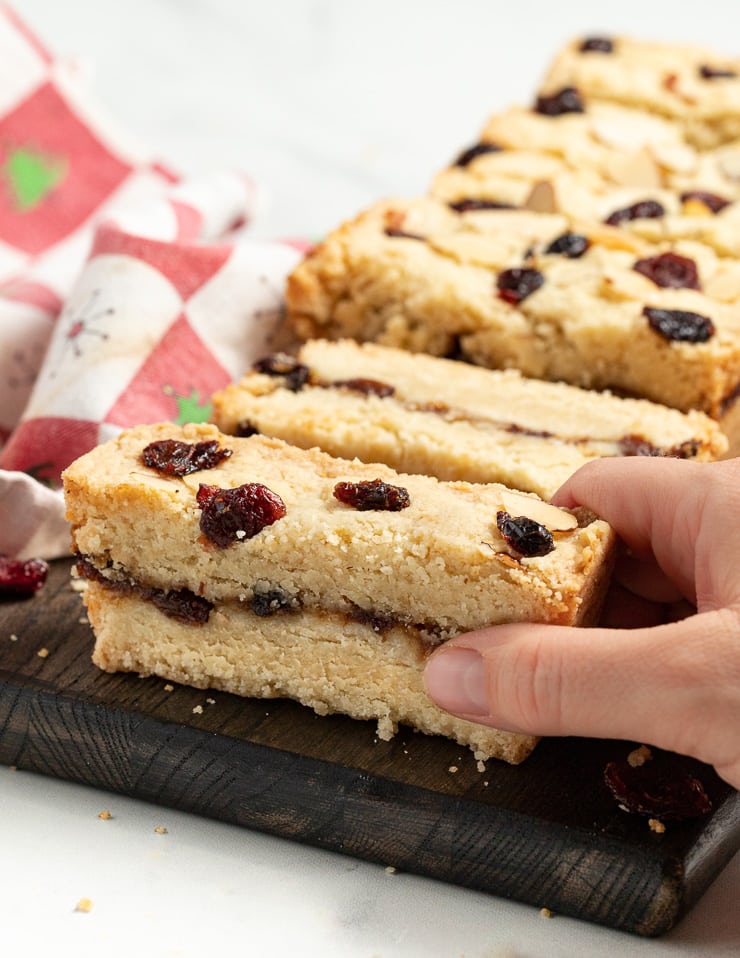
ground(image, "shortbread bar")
xmin=211 ymin=340 xmax=726 ymax=500
xmin=285 ymin=197 xmax=740 ymax=425
xmin=540 ymin=35 xmax=740 ymax=149
xmin=62 ymin=422 xmax=615 ymax=763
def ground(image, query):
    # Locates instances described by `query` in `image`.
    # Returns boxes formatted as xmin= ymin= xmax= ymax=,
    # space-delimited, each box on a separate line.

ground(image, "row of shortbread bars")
xmin=64 ymin=36 xmax=739 ymax=764
xmin=286 ymin=35 xmax=740 ymax=454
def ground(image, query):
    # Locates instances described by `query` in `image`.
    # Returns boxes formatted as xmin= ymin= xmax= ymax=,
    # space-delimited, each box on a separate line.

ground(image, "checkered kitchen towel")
xmin=0 ymin=6 xmax=302 ymax=558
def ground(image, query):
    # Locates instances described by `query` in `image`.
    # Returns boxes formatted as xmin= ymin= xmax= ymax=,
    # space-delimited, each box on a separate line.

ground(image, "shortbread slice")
xmin=62 ymin=422 xmax=615 ymax=763
xmin=540 ymin=35 xmax=740 ymax=149
xmin=211 ymin=340 xmax=726 ymax=500
xmin=285 ymin=197 xmax=740 ymax=423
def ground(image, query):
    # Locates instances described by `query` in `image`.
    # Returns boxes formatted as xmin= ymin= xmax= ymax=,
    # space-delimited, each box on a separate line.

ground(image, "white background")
xmin=3 ymin=2 xmax=740 ymax=955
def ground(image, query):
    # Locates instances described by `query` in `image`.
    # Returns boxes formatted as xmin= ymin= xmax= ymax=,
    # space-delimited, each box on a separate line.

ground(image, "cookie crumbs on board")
xmin=448 ymin=765 xmax=459 ymax=774
xmin=627 ymin=745 xmax=653 ymax=767
xmin=384 ymin=866 xmax=397 ymax=875
xmin=539 ymin=907 xmax=554 ymax=919
xmin=74 ymin=898 xmax=93 ymax=913
xmin=37 ymin=647 xmax=49 ymax=658
xmin=192 ymin=705 xmax=204 ymax=715
xmin=649 ymin=818 xmax=666 ymax=834
xmin=154 ymin=826 xmax=168 ymax=835
xmin=476 ymin=759 xmax=486 ymax=773
xmin=9 ymin=633 xmax=18 ymax=642
xmin=206 ymin=697 xmax=216 ymax=705
xmin=97 ymin=810 xmax=112 ymax=820
xmin=163 ymin=684 xmax=174 ymax=692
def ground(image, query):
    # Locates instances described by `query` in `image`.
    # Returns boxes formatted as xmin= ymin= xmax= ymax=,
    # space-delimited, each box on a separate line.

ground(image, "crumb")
xmin=78 ymin=616 xmax=89 ymax=624
xmin=154 ymin=825 xmax=168 ymax=835
xmin=649 ymin=818 xmax=666 ymax=834
xmin=235 ymin=530 xmax=247 ymax=539
xmin=448 ymin=765 xmax=458 ymax=774
xmin=384 ymin=866 xmax=397 ymax=875
xmin=483 ymin=781 xmax=489 ymax=787
xmin=163 ymin=684 xmax=174 ymax=692
xmin=206 ymin=697 xmax=216 ymax=705
xmin=477 ymin=759 xmax=486 ymax=774
xmin=540 ymin=907 xmax=553 ymax=919
xmin=97 ymin=810 xmax=112 ymax=821
xmin=70 ymin=578 xmax=87 ymax=593
xmin=37 ymin=647 xmax=49 ymax=659
xmin=9 ymin=633 xmax=18 ymax=642
xmin=627 ymin=745 xmax=653 ymax=768
xmin=192 ymin=705 xmax=203 ymax=715
xmin=74 ymin=898 xmax=93 ymax=913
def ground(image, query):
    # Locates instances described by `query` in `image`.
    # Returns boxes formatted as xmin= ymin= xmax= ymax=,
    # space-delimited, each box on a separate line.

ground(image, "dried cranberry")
xmin=643 ymin=306 xmax=715 ymax=343
xmin=618 ymin=435 xmax=661 ymax=457
xmin=253 ymin=354 xmax=310 ymax=392
xmin=496 ymin=511 xmax=554 ymax=557
xmin=331 ymin=378 xmax=395 ymax=398
xmin=197 ymin=483 xmax=286 ymax=547
xmin=544 ymin=232 xmax=590 ymax=258
xmin=579 ymin=36 xmax=614 ymax=53
xmin=449 ymin=198 xmax=515 ymax=213
xmin=251 ymin=588 xmax=295 ymax=617
xmin=454 ymin=142 xmax=503 ymax=167
xmin=141 ymin=439 xmax=232 ymax=477
xmin=496 ymin=268 xmax=545 ymax=304
xmin=680 ymin=190 xmax=731 ymax=214
xmin=151 ymin=589 xmax=213 ymax=624
xmin=333 ymin=478 xmax=410 ymax=512
xmin=633 ymin=252 xmax=700 ymax=290
xmin=534 ymin=86 xmax=585 ymax=116
xmin=384 ymin=228 xmax=425 ymax=240
xmin=0 ymin=555 xmax=49 ymax=597
xmin=604 ymin=758 xmax=712 ymax=820
xmin=235 ymin=420 xmax=260 ymax=437
xmin=604 ymin=199 xmax=665 ymax=226
xmin=699 ymin=64 xmax=737 ymax=79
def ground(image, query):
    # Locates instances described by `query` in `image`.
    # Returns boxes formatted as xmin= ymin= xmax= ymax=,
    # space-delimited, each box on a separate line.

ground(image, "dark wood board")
xmin=1 ymin=559 xmax=739 ymax=937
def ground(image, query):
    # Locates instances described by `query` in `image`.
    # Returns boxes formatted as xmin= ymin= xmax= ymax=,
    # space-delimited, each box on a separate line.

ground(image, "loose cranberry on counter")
xmin=544 ymin=232 xmax=590 ymax=258
xmin=496 ymin=268 xmax=545 ymax=305
xmin=141 ymin=439 xmax=232 ymax=477
xmin=333 ymin=478 xmax=410 ymax=512
xmin=604 ymin=199 xmax=665 ymax=226
xmin=534 ymin=86 xmax=585 ymax=116
xmin=633 ymin=252 xmax=700 ymax=290
xmin=454 ymin=142 xmax=503 ymax=167
xmin=496 ymin=511 xmax=554 ymax=558
xmin=680 ymin=190 xmax=732 ymax=214
xmin=197 ymin=483 xmax=287 ymax=547
xmin=0 ymin=555 xmax=49 ymax=597
xmin=643 ymin=306 xmax=715 ymax=343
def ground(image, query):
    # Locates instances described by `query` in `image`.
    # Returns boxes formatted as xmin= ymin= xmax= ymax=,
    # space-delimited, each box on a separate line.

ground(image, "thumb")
xmin=424 ymin=609 xmax=740 ymax=768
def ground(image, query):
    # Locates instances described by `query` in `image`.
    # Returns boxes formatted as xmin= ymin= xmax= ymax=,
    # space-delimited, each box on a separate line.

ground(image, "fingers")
xmin=424 ymin=609 xmax=740 ymax=782
xmin=551 ymin=457 xmax=740 ymax=608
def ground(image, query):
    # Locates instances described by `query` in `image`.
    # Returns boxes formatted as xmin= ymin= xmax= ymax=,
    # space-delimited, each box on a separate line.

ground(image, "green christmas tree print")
xmin=4 ymin=145 xmax=68 ymax=211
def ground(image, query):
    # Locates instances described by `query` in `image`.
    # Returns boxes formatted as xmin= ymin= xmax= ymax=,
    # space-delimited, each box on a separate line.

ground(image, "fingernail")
xmin=424 ymin=646 xmax=490 ymax=717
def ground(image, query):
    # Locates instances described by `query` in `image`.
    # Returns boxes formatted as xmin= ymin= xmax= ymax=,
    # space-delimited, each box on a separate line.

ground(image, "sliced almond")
xmin=681 ymin=197 xmax=715 ymax=217
xmin=427 ymin=232 xmax=515 ymax=268
xmin=499 ymin=490 xmax=578 ymax=531
xmin=648 ymin=142 xmax=697 ymax=175
xmin=523 ymin=180 xmax=557 ymax=213
xmin=718 ymin=153 xmax=740 ymax=182
xmin=583 ymin=224 xmax=646 ymax=254
xmin=128 ymin=470 xmax=181 ymax=493
xmin=704 ymin=267 xmax=740 ymax=302
xmin=606 ymin=149 xmax=662 ymax=189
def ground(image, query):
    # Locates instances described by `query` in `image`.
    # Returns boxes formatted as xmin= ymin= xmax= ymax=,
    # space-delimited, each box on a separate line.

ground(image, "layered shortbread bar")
xmin=285 ymin=197 xmax=740 ymax=425
xmin=540 ymin=35 xmax=740 ymax=149
xmin=62 ymin=422 xmax=615 ymax=764
xmin=211 ymin=340 xmax=726 ymax=500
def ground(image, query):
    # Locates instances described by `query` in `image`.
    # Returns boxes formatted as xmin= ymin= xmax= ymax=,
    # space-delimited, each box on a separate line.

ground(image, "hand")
xmin=424 ymin=457 xmax=740 ymax=789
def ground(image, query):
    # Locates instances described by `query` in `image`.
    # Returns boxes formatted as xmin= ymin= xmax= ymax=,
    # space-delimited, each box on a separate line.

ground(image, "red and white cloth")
xmin=0 ymin=6 xmax=303 ymax=558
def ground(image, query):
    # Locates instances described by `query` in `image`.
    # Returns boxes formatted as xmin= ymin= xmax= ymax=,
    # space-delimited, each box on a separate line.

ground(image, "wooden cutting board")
xmin=1 ymin=558 xmax=739 ymax=937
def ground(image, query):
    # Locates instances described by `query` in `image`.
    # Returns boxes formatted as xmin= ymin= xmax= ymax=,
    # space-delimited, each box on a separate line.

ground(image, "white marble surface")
xmin=3 ymin=1 xmax=740 ymax=954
